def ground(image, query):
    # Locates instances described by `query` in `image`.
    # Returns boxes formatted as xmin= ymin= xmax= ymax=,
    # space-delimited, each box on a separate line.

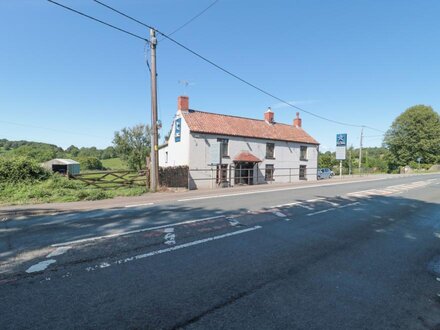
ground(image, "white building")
xmin=159 ymin=96 xmax=319 ymax=189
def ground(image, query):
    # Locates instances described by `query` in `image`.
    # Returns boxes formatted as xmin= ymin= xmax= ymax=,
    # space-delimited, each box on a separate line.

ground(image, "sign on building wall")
xmin=336 ymin=133 xmax=347 ymax=160
xmin=175 ymin=118 xmax=181 ymax=142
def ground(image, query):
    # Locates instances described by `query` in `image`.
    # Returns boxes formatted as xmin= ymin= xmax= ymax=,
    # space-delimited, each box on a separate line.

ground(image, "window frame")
xmin=265 ymin=164 xmax=274 ymax=181
xmin=300 ymin=146 xmax=308 ymax=161
xmin=266 ymin=142 xmax=275 ymax=159
xmin=217 ymin=138 xmax=229 ymax=158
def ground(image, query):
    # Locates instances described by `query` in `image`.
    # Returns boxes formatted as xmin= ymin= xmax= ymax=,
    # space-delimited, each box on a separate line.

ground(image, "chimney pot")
xmin=264 ymin=107 xmax=275 ymax=124
xmin=178 ymin=96 xmax=189 ymax=111
xmin=293 ymin=112 xmax=302 ymax=128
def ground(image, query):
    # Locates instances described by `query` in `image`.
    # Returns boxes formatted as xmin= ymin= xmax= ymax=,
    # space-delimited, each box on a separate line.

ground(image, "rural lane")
xmin=0 ymin=173 xmax=439 ymax=329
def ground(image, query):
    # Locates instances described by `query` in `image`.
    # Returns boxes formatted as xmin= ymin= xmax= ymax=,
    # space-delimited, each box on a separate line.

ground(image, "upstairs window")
xmin=266 ymin=143 xmax=275 ymax=159
xmin=217 ymin=138 xmax=229 ymax=157
xmin=300 ymin=146 xmax=307 ymax=160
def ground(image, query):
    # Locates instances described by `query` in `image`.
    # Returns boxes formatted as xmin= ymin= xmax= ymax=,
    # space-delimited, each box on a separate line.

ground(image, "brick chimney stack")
xmin=293 ymin=112 xmax=302 ymax=128
xmin=264 ymin=107 xmax=274 ymax=124
xmin=178 ymin=96 xmax=189 ymax=111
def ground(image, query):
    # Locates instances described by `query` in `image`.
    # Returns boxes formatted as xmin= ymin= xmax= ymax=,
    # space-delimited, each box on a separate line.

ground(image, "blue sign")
xmin=336 ymin=133 xmax=347 ymax=147
xmin=175 ymin=118 xmax=181 ymax=142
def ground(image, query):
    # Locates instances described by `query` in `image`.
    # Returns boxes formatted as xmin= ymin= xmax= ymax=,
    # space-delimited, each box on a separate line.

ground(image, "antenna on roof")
xmin=178 ymin=80 xmax=195 ymax=95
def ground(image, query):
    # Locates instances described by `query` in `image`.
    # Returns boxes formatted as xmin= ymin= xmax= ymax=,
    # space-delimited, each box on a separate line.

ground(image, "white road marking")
xmin=46 ymin=246 xmax=71 ymax=258
xmin=26 ymin=260 xmax=56 ymax=273
xmin=86 ymin=226 xmax=262 ymax=271
xmin=164 ymin=228 xmax=176 ymax=245
xmin=321 ymin=200 xmax=340 ymax=207
xmin=307 ymin=209 xmax=332 ymax=216
xmin=51 ymin=215 xmax=225 ymax=247
xmin=177 ymin=177 xmax=389 ymax=202
xmin=306 ymin=198 xmax=325 ymax=203
xmin=306 ymin=202 xmax=360 ymax=217
xmin=270 ymin=202 xmax=302 ymax=208
xmin=227 ymin=218 xmax=240 ymax=226
xmin=296 ymin=204 xmax=314 ymax=210
xmin=125 ymin=203 xmax=154 ymax=208
xmin=273 ymin=212 xmax=287 ymax=218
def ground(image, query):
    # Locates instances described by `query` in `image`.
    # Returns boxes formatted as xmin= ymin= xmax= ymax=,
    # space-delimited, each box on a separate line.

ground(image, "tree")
xmin=384 ymin=105 xmax=440 ymax=169
xmin=113 ymin=124 xmax=151 ymax=170
xmin=77 ymin=157 xmax=104 ymax=171
xmin=101 ymin=146 xmax=117 ymax=159
xmin=66 ymin=145 xmax=80 ymax=157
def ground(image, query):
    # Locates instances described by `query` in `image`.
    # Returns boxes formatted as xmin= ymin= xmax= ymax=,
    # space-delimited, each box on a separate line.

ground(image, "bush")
xmin=77 ymin=157 xmax=104 ymax=171
xmin=0 ymin=156 xmax=50 ymax=183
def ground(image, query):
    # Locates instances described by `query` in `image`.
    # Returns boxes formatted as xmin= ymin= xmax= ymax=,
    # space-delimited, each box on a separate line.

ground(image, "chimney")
xmin=293 ymin=112 xmax=302 ymax=128
xmin=264 ymin=107 xmax=274 ymax=124
xmin=178 ymin=96 xmax=189 ymax=111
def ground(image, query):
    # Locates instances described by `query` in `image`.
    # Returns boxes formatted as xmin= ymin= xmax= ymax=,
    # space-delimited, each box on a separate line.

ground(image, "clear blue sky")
xmin=1 ymin=0 xmax=439 ymax=151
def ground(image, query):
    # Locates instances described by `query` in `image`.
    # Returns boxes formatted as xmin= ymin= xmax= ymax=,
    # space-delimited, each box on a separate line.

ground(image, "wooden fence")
xmin=70 ymin=170 xmax=147 ymax=189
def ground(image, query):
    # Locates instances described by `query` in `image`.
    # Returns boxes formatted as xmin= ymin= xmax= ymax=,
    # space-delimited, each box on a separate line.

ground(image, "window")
xmin=216 ymin=164 xmax=228 ymax=185
xmin=217 ymin=138 xmax=229 ymax=158
xmin=165 ymin=151 xmax=168 ymax=163
xmin=300 ymin=146 xmax=307 ymax=160
xmin=265 ymin=164 xmax=274 ymax=181
xmin=266 ymin=143 xmax=275 ymax=159
xmin=299 ymin=165 xmax=307 ymax=180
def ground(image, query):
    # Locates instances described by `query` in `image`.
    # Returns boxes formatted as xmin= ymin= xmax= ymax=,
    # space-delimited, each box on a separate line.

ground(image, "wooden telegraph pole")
xmin=149 ymin=29 xmax=159 ymax=192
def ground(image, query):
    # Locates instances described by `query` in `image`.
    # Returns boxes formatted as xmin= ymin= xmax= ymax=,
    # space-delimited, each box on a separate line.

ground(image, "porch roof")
xmin=233 ymin=151 xmax=262 ymax=163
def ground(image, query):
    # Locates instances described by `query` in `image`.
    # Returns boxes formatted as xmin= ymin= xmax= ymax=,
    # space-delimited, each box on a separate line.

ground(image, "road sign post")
xmin=336 ymin=134 xmax=347 ymax=179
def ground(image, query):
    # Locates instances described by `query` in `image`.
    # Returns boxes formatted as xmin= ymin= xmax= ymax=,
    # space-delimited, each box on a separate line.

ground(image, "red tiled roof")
xmin=233 ymin=151 xmax=262 ymax=163
xmin=181 ymin=110 xmax=319 ymax=144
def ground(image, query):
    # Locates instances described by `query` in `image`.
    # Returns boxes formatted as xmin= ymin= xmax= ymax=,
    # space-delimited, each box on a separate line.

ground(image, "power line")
xmin=161 ymin=0 xmax=220 ymax=39
xmin=50 ymin=0 xmax=386 ymax=133
xmin=91 ymin=1 xmax=386 ymax=133
xmin=47 ymin=0 xmax=148 ymax=42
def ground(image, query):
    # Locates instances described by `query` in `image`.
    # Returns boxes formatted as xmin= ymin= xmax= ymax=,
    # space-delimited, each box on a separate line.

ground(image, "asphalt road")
xmin=1 ymin=174 xmax=439 ymax=329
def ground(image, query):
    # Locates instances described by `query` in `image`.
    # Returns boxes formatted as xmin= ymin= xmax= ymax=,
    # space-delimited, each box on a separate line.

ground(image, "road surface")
xmin=1 ymin=174 xmax=439 ymax=329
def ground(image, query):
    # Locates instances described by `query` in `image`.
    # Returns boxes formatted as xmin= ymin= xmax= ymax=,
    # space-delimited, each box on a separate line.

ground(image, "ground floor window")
xmin=216 ymin=164 xmax=228 ymax=185
xmin=299 ymin=165 xmax=307 ymax=180
xmin=265 ymin=164 xmax=274 ymax=181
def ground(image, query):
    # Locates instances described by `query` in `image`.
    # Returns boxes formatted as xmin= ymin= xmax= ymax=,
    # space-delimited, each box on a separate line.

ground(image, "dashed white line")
xmin=125 ymin=203 xmax=154 ymax=208
xmin=46 ymin=246 xmax=71 ymax=258
xmin=26 ymin=260 xmax=57 ymax=273
xmin=51 ymin=215 xmax=225 ymax=247
xmin=86 ymin=226 xmax=262 ymax=271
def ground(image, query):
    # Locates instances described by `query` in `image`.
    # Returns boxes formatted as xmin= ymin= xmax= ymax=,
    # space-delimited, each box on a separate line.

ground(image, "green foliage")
xmin=0 ymin=157 xmax=50 ymax=183
xmin=101 ymin=146 xmax=117 ymax=159
xmin=77 ymin=157 xmax=104 ymax=171
xmin=318 ymin=151 xmax=338 ymax=169
xmin=384 ymin=105 xmax=440 ymax=168
xmin=113 ymin=124 xmax=151 ymax=171
xmin=0 ymin=173 xmax=147 ymax=205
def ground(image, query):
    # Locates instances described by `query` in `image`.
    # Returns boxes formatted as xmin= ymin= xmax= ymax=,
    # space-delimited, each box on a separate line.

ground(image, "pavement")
xmin=0 ymin=173 xmax=427 ymax=217
xmin=0 ymin=173 xmax=439 ymax=329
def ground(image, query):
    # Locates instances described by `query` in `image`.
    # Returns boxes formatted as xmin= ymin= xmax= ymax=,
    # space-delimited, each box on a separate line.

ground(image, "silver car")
xmin=318 ymin=168 xmax=334 ymax=179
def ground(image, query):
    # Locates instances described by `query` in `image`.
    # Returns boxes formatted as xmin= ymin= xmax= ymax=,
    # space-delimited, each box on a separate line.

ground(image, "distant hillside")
xmin=0 ymin=139 xmax=117 ymax=163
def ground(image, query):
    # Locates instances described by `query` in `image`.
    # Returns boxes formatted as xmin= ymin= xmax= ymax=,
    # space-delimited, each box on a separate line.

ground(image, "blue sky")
xmin=1 ymin=0 xmax=439 ymax=151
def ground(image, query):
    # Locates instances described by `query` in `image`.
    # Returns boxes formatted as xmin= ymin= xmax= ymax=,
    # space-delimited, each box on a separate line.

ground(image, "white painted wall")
xmin=188 ymin=133 xmax=319 ymax=189
xmin=159 ymin=111 xmax=190 ymax=167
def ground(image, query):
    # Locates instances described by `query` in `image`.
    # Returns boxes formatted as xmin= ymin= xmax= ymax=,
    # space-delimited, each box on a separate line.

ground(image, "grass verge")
xmin=0 ymin=174 xmax=147 ymax=206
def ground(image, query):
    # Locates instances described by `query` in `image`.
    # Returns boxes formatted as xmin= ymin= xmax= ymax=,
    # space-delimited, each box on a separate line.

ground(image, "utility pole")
xmin=149 ymin=28 xmax=159 ymax=192
xmin=359 ymin=126 xmax=364 ymax=176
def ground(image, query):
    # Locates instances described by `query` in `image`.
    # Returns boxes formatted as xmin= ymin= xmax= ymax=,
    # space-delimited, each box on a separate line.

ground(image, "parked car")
xmin=317 ymin=168 xmax=334 ymax=179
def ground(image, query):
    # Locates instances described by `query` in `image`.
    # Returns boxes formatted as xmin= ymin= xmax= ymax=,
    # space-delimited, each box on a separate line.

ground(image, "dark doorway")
xmin=234 ymin=162 xmax=255 ymax=185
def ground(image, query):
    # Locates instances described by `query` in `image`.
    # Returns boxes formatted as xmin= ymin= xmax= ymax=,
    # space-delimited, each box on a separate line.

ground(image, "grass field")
xmin=101 ymin=158 xmax=127 ymax=170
